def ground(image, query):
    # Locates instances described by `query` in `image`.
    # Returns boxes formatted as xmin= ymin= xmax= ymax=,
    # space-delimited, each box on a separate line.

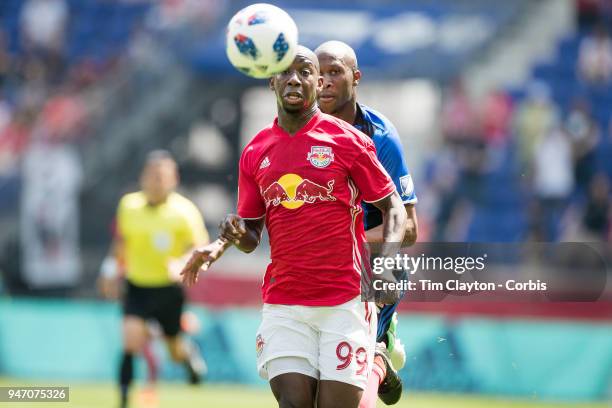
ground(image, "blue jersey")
xmin=353 ymin=104 xmax=417 ymax=231
xmin=352 ymin=103 xmax=417 ymax=342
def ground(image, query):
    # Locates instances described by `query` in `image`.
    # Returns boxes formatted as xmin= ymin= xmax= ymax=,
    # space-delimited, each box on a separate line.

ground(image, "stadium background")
xmin=0 ymin=0 xmax=611 ymax=407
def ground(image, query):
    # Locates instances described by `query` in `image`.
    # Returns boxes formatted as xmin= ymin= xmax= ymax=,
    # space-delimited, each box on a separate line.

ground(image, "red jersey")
xmin=237 ymin=111 xmax=395 ymax=306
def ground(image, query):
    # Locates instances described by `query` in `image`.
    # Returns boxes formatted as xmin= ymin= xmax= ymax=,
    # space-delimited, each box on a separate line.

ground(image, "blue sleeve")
xmin=376 ymin=131 xmax=417 ymax=204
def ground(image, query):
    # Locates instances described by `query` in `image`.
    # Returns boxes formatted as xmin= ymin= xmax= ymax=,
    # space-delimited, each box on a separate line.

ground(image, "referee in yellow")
xmin=99 ymin=150 xmax=209 ymax=408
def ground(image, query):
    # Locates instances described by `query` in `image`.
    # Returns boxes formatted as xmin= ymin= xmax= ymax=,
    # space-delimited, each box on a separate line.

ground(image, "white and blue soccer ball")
xmin=225 ymin=3 xmax=298 ymax=79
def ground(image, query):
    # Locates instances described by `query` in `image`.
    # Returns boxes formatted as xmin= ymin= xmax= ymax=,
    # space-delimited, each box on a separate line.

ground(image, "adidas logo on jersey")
xmin=259 ymin=157 xmax=270 ymax=169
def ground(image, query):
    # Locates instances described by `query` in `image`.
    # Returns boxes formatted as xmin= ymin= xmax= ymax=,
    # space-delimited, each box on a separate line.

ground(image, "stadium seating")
xmin=186 ymin=0 xmax=529 ymax=81
xmin=528 ymin=30 xmax=612 ymax=152
xmin=465 ymin=144 xmax=528 ymax=242
xmin=0 ymin=0 xmax=150 ymax=62
xmin=470 ymin=27 xmax=612 ymax=243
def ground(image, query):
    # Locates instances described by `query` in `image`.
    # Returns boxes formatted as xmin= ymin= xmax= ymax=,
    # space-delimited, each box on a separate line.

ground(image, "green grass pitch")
xmin=0 ymin=380 xmax=609 ymax=408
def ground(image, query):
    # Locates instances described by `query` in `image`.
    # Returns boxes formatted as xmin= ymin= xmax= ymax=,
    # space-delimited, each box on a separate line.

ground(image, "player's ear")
xmin=353 ymin=69 xmax=361 ymax=86
xmin=269 ymin=77 xmax=275 ymax=91
xmin=317 ymin=74 xmax=324 ymax=90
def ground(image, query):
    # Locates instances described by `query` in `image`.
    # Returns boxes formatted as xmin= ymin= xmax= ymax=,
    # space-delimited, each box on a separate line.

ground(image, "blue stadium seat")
xmin=0 ymin=0 xmax=151 ymax=62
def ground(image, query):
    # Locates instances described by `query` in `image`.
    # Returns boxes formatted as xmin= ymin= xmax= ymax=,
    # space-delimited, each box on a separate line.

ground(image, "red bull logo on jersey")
xmin=307 ymin=146 xmax=334 ymax=168
xmin=262 ymin=173 xmax=336 ymax=209
xmin=255 ymin=334 xmax=265 ymax=357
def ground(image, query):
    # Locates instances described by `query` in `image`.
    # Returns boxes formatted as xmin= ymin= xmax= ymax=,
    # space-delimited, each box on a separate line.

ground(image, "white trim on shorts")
xmin=266 ymin=356 xmax=319 ymax=380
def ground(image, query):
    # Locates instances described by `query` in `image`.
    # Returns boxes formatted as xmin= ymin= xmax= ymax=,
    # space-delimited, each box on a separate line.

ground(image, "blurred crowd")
xmin=0 ymin=0 xmax=136 ymax=293
xmin=426 ymin=76 xmax=611 ymax=243
xmin=0 ymin=0 xmax=227 ymax=199
xmin=0 ymin=0 xmax=114 ymax=195
xmin=578 ymin=23 xmax=612 ymax=85
xmin=421 ymin=2 xmax=612 ymax=244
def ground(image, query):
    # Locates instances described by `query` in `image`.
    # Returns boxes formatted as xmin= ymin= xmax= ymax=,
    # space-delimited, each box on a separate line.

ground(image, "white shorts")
xmin=256 ymin=296 xmax=377 ymax=390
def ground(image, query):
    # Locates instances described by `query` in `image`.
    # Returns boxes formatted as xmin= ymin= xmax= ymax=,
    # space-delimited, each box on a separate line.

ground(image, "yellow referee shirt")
xmin=117 ymin=191 xmax=208 ymax=287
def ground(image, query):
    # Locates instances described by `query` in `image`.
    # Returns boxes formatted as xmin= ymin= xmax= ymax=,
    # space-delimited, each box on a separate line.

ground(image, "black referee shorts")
xmin=123 ymin=281 xmax=185 ymax=337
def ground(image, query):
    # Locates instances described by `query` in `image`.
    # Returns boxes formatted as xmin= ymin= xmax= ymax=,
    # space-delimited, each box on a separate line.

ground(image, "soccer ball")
xmin=226 ymin=3 xmax=298 ymax=79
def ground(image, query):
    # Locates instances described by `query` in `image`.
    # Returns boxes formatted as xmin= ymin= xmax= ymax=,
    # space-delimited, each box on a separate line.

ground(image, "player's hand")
xmin=180 ymin=239 xmax=229 ymax=286
xmin=97 ymin=256 xmax=121 ymax=300
xmin=219 ymin=214 xmax=247 ymax=246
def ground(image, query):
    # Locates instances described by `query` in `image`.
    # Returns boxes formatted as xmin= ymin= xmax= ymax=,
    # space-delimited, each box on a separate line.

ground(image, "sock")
xmin=119 ymin=352 xmax=133 ymax=407
xmin=182 ymin=339 xmax=206 ymax=384
xmin=358 ymin=357 xmax=386 ymax=408
xmin=373 ymin=355 xmax=387 ymax=385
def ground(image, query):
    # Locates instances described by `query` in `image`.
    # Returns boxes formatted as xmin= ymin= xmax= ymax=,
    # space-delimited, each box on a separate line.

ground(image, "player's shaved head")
xmin=315 ymin=41 xmax=358 ymax=71
xmin=295 ymin=45 xmax=319 ymax=72
xmin=316 ymin=41 xmax=361 ymax=123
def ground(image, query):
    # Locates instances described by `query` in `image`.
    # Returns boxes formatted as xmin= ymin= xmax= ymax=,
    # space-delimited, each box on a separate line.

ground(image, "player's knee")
xmin=123 ymin=330 xmax=147 ymax=353
xmin=164 ymin=337 xmax=186 ymax=362
xmin=277 ymin=393 xmax=313 ymax=408
xmin=270 ymin=374 xmax=316 ymax=408
xmin=123 ymin=335 xmax=146 ymax=353
xmin=318 ymin=381 xmax=362 ymax=408
xmin=273 ymin=384 xmax=314 ymax=408
xmin=122 ymin=319 xmax=148 ymax=353
xmin=167 ymin=345 xmax=184 ymax=362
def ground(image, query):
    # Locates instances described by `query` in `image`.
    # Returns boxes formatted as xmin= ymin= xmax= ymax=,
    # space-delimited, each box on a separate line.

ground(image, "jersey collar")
xmin=353 ymin=103 xmax=374 ymax=138
xmin=273 ymin=110 xmax=322 ymax=137
xmin=354 ymin=103 xmax=388 ymax=139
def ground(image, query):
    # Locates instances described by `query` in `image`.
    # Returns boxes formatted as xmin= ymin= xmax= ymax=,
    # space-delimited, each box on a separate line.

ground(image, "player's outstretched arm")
xmin=180 ymin=215 xmax=264 ymax=286
xmin=371 ymin=191 xmax=407 ymax=257
xmin=180 ymin=238 xmax=230 ymax=286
